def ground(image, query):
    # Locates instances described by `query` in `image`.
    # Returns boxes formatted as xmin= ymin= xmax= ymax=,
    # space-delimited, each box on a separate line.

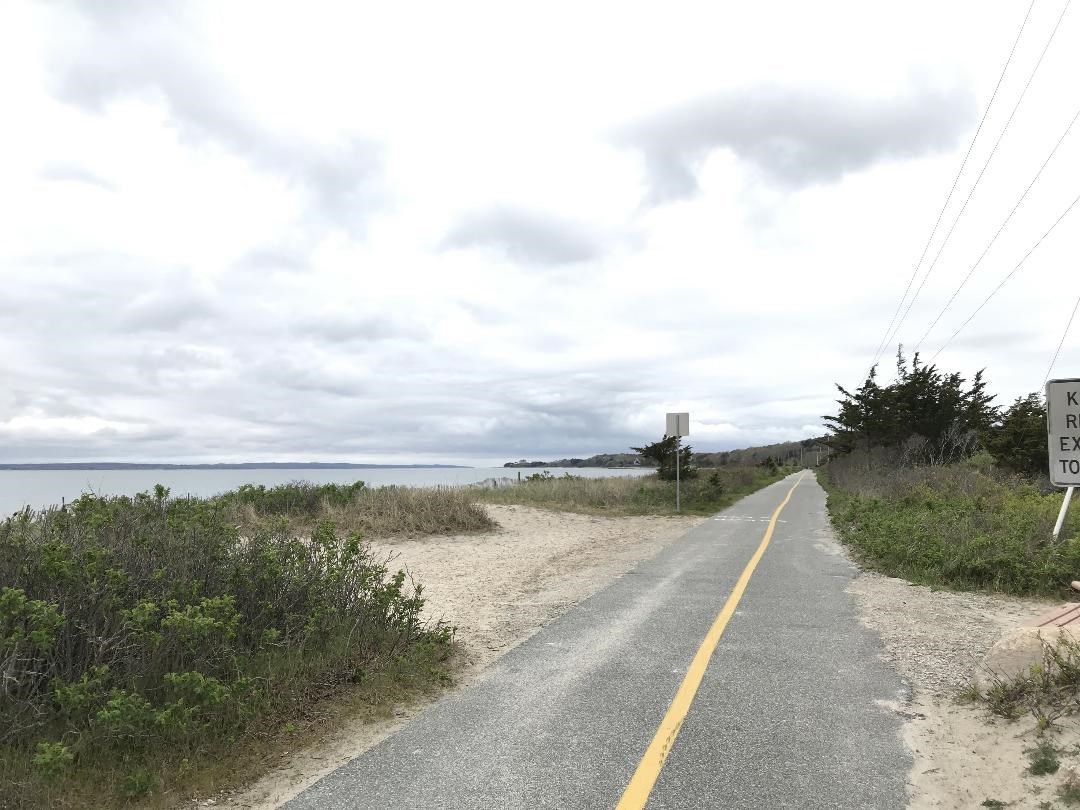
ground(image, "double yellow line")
xmin=616 ymin=474 xmax=805 ymax=809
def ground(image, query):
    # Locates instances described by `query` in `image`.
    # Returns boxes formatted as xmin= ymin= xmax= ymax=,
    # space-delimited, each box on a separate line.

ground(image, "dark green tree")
xmin=825 ymin=349 xmax=998 ymax=463
xmin=631 ymin=436 xmax=695 ymax=481
xmin=983 ymin=393 xmax=1048 ymax=476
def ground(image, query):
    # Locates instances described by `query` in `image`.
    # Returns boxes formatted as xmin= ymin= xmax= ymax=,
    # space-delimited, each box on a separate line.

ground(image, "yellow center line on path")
xmin=616 ymin=473 xmax=806 ymax=809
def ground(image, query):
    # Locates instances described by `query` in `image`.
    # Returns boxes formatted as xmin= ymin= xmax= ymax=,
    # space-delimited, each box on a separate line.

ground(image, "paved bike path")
xmin=285 ymin=473 xmax=910 ymax=809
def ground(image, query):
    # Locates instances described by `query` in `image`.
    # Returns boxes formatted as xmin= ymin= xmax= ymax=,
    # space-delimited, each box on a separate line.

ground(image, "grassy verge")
xmin=0 ymin=483 xmax=460 ymax=810
xmin=476 ymin=465 xmax=795 ymax=516
xmin=823 ymin=454 xmax=1080 ymax=596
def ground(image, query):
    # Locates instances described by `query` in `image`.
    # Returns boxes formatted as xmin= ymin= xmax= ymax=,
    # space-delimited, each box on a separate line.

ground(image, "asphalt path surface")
xmin=285 ymin=473 xmax=910 ymax=809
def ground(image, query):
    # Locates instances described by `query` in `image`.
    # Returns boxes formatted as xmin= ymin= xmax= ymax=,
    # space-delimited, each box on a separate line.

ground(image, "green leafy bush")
xmin=0 ymin=487 xmax=451 ymax=806
xmin=31 ymin=742 xmax=73 ymax=780
xmin=823 ymin=456 xmax=1079 ymax=595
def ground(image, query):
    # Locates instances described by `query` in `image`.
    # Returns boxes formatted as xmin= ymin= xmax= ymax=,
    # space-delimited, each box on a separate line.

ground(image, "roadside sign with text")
xmin=1047 ymin=378 xmax=1080 ymax=486
xmin=666 ymin=412 xmax=689 ymax=437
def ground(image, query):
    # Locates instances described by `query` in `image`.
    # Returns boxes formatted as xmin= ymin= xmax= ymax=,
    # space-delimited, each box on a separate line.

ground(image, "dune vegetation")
xmin=0 ymin=482 xmax=474 ymax=809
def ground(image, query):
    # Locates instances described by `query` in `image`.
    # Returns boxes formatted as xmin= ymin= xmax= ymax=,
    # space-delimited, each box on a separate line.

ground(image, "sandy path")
xmin=843 ymin=557 xmax=1080 ymax=808
xmin=217 ymin=505 xmax=701 ymax=809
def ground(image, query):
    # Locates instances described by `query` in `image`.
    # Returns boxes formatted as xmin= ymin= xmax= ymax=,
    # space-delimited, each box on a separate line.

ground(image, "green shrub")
xmin=31 ymin=742 xmax=73 ymax=780
xmin=823 ymin=456 xmax=1079 ymax=595
xmin=121 ymin=768 xmax=155 ymax=799
xmin=0 ymin=487 xmax=452 ymax=806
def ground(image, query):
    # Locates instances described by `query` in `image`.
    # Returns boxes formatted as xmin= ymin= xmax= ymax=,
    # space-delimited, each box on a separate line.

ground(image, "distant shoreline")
xmin=0 ymin=463 xmax=470 ymax=471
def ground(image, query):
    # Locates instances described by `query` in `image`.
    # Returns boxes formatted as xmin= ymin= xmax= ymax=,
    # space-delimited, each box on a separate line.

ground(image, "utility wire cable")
xmin=882 ymin=0 xmax=1071 ymax=361
xmin=931 ymin=188 xmax=1080 ymax=362
xmin=1045 ymin=290 xmax=1080 ymax=385
xmin=914 ymin=100 xmax=1080 ymax=352
xmin=867 ymin=0 xmax=1038 ymax=372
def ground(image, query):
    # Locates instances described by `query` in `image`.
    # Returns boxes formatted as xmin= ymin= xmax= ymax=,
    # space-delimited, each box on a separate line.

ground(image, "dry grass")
xmin=224 ymin=482 xmax=496 ymax=538
xmin=322 ymin=486 xmax=496 ymax=537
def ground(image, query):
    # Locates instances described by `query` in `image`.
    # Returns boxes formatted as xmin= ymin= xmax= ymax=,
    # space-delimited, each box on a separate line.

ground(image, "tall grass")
xmin=219 ymin=481 xmax=495 ymax=537
xmin=824 ymin=453 xmax=1080 ymax=596
xmin=477 ymin=466 xmax=791 ymax=516
xmin=0 ymin=485 xmax=454 ymax=809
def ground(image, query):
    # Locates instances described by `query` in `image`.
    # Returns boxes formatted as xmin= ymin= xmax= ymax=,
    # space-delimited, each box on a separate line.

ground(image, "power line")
xmin=914 ymin=100 xmax=1080 ymax=353
xmin=1045 ymin=290 xmax=1080 ymax=385
xmin=867 ymin=0 xmax=1038 ymax=373
xmin=930 ymin=188 xmax=1080 ymax=363
xmin=882 ymin=0 xmax=1071 ymax=361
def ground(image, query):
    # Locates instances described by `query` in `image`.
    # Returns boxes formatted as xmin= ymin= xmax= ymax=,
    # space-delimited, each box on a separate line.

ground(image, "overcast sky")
xmin=3 ymin=1 xmax=1080 ymax=465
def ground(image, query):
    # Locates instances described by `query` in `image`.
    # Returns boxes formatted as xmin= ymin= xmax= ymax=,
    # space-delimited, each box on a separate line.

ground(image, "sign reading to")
xmin=1047 ymin=378 xmax=1080 ymax=486
xmin=666 ymin=412 xmax=689 ymax=437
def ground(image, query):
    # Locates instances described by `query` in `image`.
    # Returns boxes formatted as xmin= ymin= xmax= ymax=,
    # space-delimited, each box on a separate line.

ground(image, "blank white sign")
xmin=666 ymin=412 xmax=689 ymax=437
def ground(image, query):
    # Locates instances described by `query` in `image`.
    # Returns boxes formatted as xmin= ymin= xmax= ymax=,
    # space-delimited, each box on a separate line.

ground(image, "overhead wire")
xmin=913 ymin=99 xmax=1080 ymax=353
xmin=881 ymin=0 xmax=1071 ymax=362
xmin=930 ymin=188 xmax=1080 ymax=363
xmin=1045 ymin=290 xmax=1080 ymax=385
xmin=866 ymin=0 xmax=1038 ymax=374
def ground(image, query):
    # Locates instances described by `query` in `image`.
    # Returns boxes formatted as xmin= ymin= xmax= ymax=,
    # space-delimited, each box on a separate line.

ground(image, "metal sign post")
xmin=1054 ymin=487 xmax=1075 ymax=542
xmin=666 ymin=412 xmax=689 ymax=513
xmin=1047 ymin=379 xmax=1080 ymax=541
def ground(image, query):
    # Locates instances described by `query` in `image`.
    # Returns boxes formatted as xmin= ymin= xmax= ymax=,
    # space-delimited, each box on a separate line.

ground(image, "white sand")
xmin=216 ymin=504 xmax=702 ymax=809
xmin=843 ymin=556 xmax=1080 ymax=808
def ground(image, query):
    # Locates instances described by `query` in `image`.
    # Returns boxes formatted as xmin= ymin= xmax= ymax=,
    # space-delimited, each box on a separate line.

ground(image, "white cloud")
xmin=1 ymin=0 xmax=1079 ymax=464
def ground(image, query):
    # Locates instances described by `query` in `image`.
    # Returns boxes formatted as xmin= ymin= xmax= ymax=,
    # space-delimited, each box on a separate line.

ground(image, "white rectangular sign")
xmin=1047 ymin=378 xmax=1080 ymax=486
xmin=666 ymin=412 xmax=689 ymax=437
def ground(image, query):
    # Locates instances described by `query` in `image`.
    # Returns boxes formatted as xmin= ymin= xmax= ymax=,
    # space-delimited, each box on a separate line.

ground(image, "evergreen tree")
xmin=825 ymin=349 xmax=998 ymax=463
xmin=631 ymin=436 xmax=695 ymax=481
xmin=983 ymin=393 xmax=1048 ymax=476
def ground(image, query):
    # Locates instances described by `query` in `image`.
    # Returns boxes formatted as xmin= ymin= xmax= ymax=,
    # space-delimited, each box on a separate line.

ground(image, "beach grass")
xmin=219 ymin=480 xmax=496 ymax=537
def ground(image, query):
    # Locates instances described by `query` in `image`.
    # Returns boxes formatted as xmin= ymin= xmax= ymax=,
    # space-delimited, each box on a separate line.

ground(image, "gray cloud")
xmin=38 ymin=162 xmax=116 ymax=191
xmin=120 ymin=283 xmax=218 ymax=333
xmin=294 ymin=314 xmax=429 ymax=344
xmin=442 ymin=207 xmax=607 ymax=266
xmin=49 ymin=4 xmax=383 ymax=232
xmin=236 ymin=244 xmax=311 ymax=274
xmin=618 ymin=83 xmax=975 ymax=201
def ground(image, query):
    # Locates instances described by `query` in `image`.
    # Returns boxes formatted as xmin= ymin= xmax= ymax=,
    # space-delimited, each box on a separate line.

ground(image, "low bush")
xmin=477 ymin=466 xmax=792 ymax=516
xmin=0 ymin=486 xmax=453 ymax=808
xmin=823 ymin=455 xmax=1080 ymax=595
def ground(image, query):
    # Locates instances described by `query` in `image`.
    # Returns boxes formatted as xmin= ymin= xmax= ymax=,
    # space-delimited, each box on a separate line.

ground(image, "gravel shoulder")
xmin=841 ymin=551 xmax=1080 ymax=808
xmin=217 ymin=504 xmax=702 ymax=810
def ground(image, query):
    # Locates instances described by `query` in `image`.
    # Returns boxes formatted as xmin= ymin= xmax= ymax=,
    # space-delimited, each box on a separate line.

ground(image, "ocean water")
xmin=0 ymin=466 xmax=652 ymax=516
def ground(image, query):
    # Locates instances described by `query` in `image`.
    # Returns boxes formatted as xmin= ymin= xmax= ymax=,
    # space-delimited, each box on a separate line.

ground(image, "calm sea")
xmin=0 ymin=467 xmax=652 ymax=516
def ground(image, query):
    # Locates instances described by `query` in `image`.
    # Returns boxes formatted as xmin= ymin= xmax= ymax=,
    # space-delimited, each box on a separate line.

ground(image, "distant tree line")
xmin=826 ymin=350 xmax=1048 ymax=476
xmin=504 ymin=453 xmax=649 ymax=468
